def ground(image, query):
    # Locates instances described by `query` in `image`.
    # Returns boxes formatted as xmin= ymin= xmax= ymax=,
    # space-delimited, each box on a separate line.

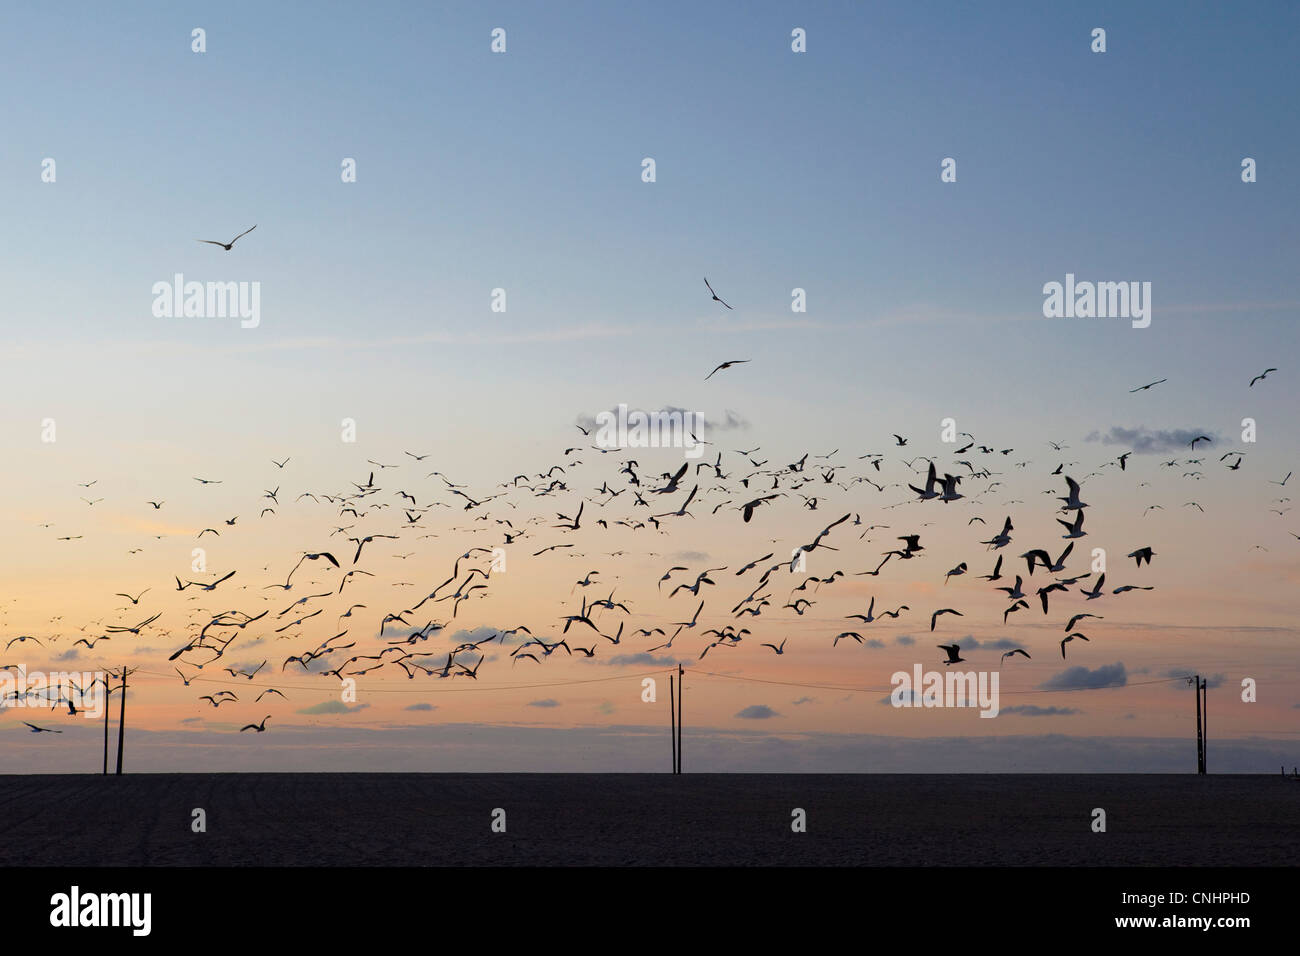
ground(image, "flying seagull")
xmin=21 ymin=721 xmax=63 ymax=734
xmin=1129 ymin=378 xmax=1167 ymax=392
xmin=196 ymin=224 xmax=257 ymax=251
xmin=1060 ymin=633 xmax=1090 ymax=658
xmin=1127 ymin=546 xmax=1156 ymax=567
xmin=705 ymin=359 xmax=750 ymax=380
xmin=938 ymin=644 xmax=965 ymax=665
xmin=1249 ymin=368 xmax=1277 ymax=387
xmin=703 ymin=277 xmax=732 ymax=309
xmin=930 ymin=608 xmax=963 ymax=631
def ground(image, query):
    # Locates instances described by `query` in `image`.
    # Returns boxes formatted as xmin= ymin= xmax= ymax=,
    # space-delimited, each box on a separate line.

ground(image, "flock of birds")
xmin=3 ymin=266 xmax=1292 ymax=737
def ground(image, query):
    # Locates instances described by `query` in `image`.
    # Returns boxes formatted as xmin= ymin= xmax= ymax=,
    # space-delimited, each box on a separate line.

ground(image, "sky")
xmin=2 ymin=0 xmax=1299 ymax=771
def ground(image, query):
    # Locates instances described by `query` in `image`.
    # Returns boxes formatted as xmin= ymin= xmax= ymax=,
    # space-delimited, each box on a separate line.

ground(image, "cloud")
xmin=445 ymin=627 xmax=501 ymax=643
xmin=1084 ymin=426 xmax=1220 ymax=454
xmin=603 ymin=653 xmax=677 ymax=667
xmin=528 ymin=699 xmax=560 ymax=708
xmin=297 ymin=700 xmax=370 ymax=715
xmin=791 ymin=697 xmax=815 ymax=705
xmin=1039 ymin=662 xmax=1127 ymax=691
xmin=959 ymin=636 xmax=1018 ymax=651
xmin=866 ymin=639 xmax=885 ymax=648
xmin=1000 ymin=705 xmax=1080 ymax=717
xmin=895 ymin=635 xmax=914 ymax=646
xmin=405 ymin=703 xmax=436 ymax=712
xmin=735 ymin=705 xmax=779 ymax=719
xmin=671 ymin=551 xmax=711 ymax=562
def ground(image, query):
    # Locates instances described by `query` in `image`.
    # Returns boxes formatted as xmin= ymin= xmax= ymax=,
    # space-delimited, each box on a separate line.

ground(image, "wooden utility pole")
xmin=1200 ymin=676 xmax=1208 ymax=775
xmin=677 ymin=664 xmax=683 ymax=774
xmin=102 ymin=676 xmax=111 ymax=775
xmin=1194 ymin=674 xmax=1203 ymax=774
xmin=669 ymin=674 xmax=677 ymax=774
xmin=115 ymin=667 xmax=134 ymax=775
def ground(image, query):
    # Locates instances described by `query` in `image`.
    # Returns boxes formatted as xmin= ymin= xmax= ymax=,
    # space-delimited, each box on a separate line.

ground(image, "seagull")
xmin=739 ymin=495 xmax=779 ymax=523
xmin=1129 ymin=378 xmax=1167 ymax=392
xmin=703 ymin=277 xmax=732 ymax=309
xmin=1057 ymin=510 xmax=1086 ymax=539
xmin=1127 ymin=546 xmax=1156 ymax=567
xmin=197 ymin=224 xmax=257 ymax=251
xmin=980 ymin=516 xmax=1014 ymax=550
xmin=1081 ymin=574 xmax=1106 ymax=599
xmin=705 ymin=359 xmax=749 ymax=380
xmin=1000 ymin=648 xmax=1031 ymax=663
xmin=760 ymin=638 xmax=787 ymax=655
xmin=1021 ymin=542 xmax=1073 ymax=575
xmin=938 ymin=644 xmax=965 ymax=665
xmin=239 ymin=715 xmax=271 ymax=733
xmin=1065 ymin=613 xmax=1103 ymax=632
xmin=1003 ymin=599 xmax=1030 ymax=623
xmin=908 ymin=461 xmax=941 ymax=501
xmin=995 ymin=575 xmax=1026 ymax=600
xmin=1060 ymin=633 xmax=1090 ymax=658
xmin=21 ymin=721 xmax=63 ymax=734
xmin=930 ymin=608 xmax=963 ymax=631
xmin=1058 ymin=476 xmax=1088 ymax=511
xmin=1249 ymin=368 xmax=1277 ymax=387
xmin=1036 ymin=581 xmax=1068 ymax=614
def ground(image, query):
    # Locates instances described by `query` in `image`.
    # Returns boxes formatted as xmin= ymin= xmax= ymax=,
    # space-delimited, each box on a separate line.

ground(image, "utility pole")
xmin=102 ymin=675 xmax=111 ymax=775
xmin=669 ymin=673 xmax=676 ymax=774
xmin=677 ymin=663 xmax=683 ymax=774
xmin=1193 ymin=675 xmax=1203 ymax=774
xmin=115 ymin=667 xmax=134 ymax=775
xmin=1200 ymin=676 xmax=1208 ymax=775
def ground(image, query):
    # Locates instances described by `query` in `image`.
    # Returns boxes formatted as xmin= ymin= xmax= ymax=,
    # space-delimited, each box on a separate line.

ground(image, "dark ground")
xmin=1 ymin=773 xmax=1295 ymax=866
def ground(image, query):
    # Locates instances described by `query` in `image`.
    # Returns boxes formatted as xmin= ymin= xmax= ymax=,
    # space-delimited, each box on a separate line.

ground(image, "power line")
xmin=690 ymin=669 xmax=1197 ymax=696
xmin=127 ymin=666 xmax=673 ymax=695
